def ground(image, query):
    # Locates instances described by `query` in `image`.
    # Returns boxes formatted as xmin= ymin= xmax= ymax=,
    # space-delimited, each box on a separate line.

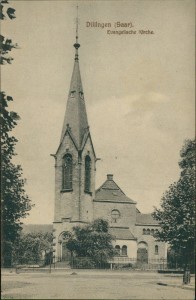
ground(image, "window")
xmin=115 ymin=245 xmax=120 ymax=256
xmin=122 ymin=245 xmax=127 ymax=256
xmin=62 ymin=154 xmax=72 ymax=190
xmin=151 ymin=229 xmax=155 ymax=235
xmin=143 ymin=229 xmax=146 ymax=235
xmin=111 ymin=209 xmax=120 ymax=223
xmin=146 ymin=229 xmax=150 ymax=235
xmin=155 ymin=245 xmax=159 ymax=255
xmin=79 ymin=91 xmax=84 ymax=99
xmin=85 ymin=155 xmax=91 ymax=192
xmin=70 ymin=91 xmax=75 ymax=97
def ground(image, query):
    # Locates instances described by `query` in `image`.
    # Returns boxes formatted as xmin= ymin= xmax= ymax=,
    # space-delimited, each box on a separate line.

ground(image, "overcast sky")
xmin=2 ymin=0 xmax=195 ymax=224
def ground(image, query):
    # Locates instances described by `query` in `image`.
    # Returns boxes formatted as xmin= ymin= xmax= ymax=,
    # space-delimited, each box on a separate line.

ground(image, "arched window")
xmin=143 ymin=229 xmax=146 ymax=235
xmin=85 ymin=156 xmax=91 ymax=192
xmin=147 ymin=229 xmax=150 ymax=235
xmin=62 ymin=154 xmax=72 ymax=190
xmin=122 ymin=245 xmax=127 ymax=256
xmin=151 ymin=229 xmax=154 ymax=236
xmin=115 ymin=245 xmax=120 ymax=256
xmin=155 ymin=245 xmax=159 ymax=255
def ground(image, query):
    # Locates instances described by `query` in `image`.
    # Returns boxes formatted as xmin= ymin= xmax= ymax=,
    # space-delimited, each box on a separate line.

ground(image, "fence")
xmin=54 ymin=256 xmax=170 ymax=270
xmin=3 ymin=255 xmax=193 ymax=272
xmin=107 ymin=257 xmax=169 ymax=270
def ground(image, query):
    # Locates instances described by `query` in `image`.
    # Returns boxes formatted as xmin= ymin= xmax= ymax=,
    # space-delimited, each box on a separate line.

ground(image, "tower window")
xmin=79 ymin=91 xmax=84 ymax=99
xmin=62 ymin=154 xmax=72 ymax=190
xmin=85 ymin=155 xmax=91 ymax=193
xmin=70 ymin=91 xmax=75 ymax=97
xmin=155 ymin=245 xmax=159 ymax=255
xmin=122 ymin=245 xmax=127 ymax=256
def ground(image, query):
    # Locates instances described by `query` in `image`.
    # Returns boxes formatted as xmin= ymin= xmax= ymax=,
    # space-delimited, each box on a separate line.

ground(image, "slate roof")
xmin=59 ymin=44 xmax=89 ymax=149
xmin=109 ymin=227 xmax=136 ymax=240
xmin=22 ymin=224 xmax=53 ymax=234
xmin=136 ymin=213 xmax=158 ymax=225
xmin=95 ymin=175 xmax=136 ymax=204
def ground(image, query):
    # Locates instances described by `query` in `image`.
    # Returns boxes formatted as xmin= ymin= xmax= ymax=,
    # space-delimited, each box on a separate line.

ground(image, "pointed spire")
xmin=60 ymin=6 xmax=89 ymax=149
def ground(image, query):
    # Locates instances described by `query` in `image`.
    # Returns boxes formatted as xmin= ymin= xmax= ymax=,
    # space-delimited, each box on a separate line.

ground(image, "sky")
xmin=2 ymin=0 xmax=195 ymax=224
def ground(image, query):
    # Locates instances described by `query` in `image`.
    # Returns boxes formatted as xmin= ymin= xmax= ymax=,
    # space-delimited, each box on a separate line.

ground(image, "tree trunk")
xmin=183 ymin=252 xmax=191 ymax=284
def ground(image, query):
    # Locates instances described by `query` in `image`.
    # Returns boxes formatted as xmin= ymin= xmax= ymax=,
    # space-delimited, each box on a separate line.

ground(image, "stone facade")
xmin=52 ymin=36 xmax=167 ymax=264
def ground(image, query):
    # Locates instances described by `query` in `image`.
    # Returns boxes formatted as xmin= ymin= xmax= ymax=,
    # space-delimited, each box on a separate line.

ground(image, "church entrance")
xmin=62 ymin=241 xmax=71 ymax=262
xmin=137 ymin=242 xmax=148 ymax=266
xmin=58 ymin=231 xmax=71 ymax=263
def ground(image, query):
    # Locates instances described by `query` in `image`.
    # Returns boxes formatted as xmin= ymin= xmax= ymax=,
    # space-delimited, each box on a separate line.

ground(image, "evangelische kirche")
xmin=51 ymin=28 xmax=167 ymax=265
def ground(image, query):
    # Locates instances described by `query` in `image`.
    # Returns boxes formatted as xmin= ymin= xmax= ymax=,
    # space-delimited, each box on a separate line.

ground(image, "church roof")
xmin=94 ymin=174 xmax=136 ymax=204
xmin=22 ymin=224 xmax=53 ymax=234
xmin=136 ymin=213 xmax=159 ymax=225
xmin=59 ymin=38 xmax=89 ymax=149
xmin=109 ymin=227 xmax=136 ymax=240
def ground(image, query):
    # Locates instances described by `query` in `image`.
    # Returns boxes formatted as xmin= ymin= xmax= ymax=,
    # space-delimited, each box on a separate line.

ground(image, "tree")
xmin=12 ymin=232 xmax=53 ymax=265
xmin=1 ymin=1 xmax=33 ymax=266
xmin=66 ymin=219 xmax=117 ymax=265
xmin=0 ymin=0 xmax=18 ymax=64
xmin=153 ymin=139 xmax=195 ymax=283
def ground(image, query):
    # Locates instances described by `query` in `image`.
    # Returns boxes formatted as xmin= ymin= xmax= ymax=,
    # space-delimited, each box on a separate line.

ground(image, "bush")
xmin=72 ymin=257 xmax=96 ymax=269
xmin=113 ymin=263 xmax=134 ymax=269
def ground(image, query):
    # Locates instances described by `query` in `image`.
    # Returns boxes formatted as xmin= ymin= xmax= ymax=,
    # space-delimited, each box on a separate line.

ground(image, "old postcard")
xmin=1 ymin=0 xmax=195 ymax=299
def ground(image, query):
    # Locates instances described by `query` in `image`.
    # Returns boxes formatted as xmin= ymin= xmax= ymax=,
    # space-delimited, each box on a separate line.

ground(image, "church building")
xmin=52 ymin=29 xmax=167 ymax=265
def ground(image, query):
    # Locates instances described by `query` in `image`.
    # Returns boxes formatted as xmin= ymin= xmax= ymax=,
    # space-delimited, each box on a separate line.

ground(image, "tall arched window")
xmin=122 ymin=245 xmax=127 ymax=256
xmin=155 ymin=245 xmax=159 ymax=255
xmin=115 ymin=245 xmax=120 ymax=256
xmin=143 ymin=229 xmax=146 ymax=235
xmin=147 ymin=229 xmax=150 ymax=235
xmin=85 ymin=155 xmax=91 ymax=192
xmin=62 ymin=154 xmax=72 ymax=190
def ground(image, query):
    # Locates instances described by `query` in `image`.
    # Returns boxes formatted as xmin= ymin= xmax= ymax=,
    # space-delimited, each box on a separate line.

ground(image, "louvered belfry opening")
xmin=62 ymin=154 xmax=73 ymax=190
xmin=85 ymin=155 xmax=91 ymax=193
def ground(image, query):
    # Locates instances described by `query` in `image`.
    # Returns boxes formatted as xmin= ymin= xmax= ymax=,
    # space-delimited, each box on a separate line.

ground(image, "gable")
xmin=81 ymin=132 xmax=96 ymax=158
xmin=95 ymin=175 xmax=136 ymax=204
xmin=55 ymin=129 xmax=78 ymax=157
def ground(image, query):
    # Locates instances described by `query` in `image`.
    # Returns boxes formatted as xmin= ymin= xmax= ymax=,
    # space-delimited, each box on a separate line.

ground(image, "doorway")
xmin=137 ymin=242 xmax=148 ymax=265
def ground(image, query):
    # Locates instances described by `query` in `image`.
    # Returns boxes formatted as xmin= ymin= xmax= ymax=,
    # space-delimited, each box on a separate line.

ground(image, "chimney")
xmin=107 ymin=174 xmax=113 ymax=181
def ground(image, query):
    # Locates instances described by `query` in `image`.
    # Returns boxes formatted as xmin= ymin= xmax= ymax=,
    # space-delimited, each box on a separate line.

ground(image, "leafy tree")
xmin=167 ymin=247 xmax=185 ymax=270
xmin=66 ymin=219 xmax=117 ymax=264
xmin=153 ymin=139 xmax=195 ymax=283
xmin=13 ymin=232 xmax=53 ymax=265
xmin=1 ymin=1 xmax=33 ymax=266
xmin=0 ymin=0 xmax=18 ymax=64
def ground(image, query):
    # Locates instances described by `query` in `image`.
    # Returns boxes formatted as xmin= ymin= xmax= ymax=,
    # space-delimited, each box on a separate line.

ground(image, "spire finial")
xmin=74 ymin=5 xmax=80 ymax=60
xmin=76 ymin=5 xmax=79 ymax=43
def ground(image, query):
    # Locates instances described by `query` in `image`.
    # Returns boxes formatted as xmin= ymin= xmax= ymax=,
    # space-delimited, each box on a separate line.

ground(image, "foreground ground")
xmin=1 ymin=269 xmax=195 ymax=299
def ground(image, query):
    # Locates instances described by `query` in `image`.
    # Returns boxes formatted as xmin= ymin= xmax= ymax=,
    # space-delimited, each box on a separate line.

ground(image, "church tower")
xmin=52 ymin=19 xmax=96 ymax=261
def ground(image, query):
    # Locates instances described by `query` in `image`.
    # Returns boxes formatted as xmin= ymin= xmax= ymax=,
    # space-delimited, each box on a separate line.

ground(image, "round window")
xmin=111 ymin=209 xmax=120 ymax=222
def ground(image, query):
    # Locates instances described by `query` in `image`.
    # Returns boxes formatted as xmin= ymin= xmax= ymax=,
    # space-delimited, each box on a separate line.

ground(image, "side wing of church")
xmin=52 ymin=30 xmax=167 ymax=264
